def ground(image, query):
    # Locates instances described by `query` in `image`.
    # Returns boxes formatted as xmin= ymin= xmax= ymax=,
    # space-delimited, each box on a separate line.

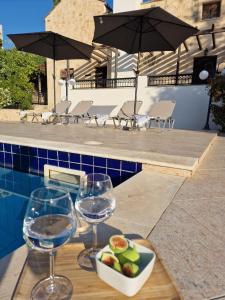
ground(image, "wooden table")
xmin=13 ymin=240 xmax=181 ymax=299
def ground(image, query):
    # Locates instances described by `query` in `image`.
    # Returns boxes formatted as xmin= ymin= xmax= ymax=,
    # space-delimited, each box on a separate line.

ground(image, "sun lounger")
xmin=148 ymin=100 xmax=176 ymax=128
xmin=112 ymin=101 xmax=143 ymax=128
xmin=85 ymin=105 xmax=117 ymax=127
xmin=20 ymin=101 xmax=72 ymax=124
xmin=60 ymin=100 xmax=93 ymax=124
xmin=41 ymin=101 xmax=72 ymax=124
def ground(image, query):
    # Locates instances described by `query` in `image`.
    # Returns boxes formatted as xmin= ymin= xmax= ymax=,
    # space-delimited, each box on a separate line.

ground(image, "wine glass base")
xmin=31 ymin=275 xmax=73 ymax=300
xmin=77 ymin=247 xmax=101 ymax=271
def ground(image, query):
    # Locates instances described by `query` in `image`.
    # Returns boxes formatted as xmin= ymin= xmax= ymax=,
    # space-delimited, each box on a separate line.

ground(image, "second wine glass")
xmin=75 ymin=173 xmax=116 ymax=270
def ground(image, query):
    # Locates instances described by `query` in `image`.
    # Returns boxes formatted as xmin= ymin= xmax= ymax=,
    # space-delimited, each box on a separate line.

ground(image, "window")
xmin=202 ymin=1 xmax=221 ymax=19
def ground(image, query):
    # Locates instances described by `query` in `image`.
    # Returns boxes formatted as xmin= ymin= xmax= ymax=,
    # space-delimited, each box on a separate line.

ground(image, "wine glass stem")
xmin=92 ymin=224 xmax=97 ymax=249
xmin=49 ymin=251 xmax=55 ymax=282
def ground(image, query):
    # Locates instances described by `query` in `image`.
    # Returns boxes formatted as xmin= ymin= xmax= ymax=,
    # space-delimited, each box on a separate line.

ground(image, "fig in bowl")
xmin=96 ymin=235 xmax=156 ymax=297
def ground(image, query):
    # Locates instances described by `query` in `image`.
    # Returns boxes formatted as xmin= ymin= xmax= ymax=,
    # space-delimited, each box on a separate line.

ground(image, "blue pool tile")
xmin=48 ymin=159 xmax=58 ymax=167
xmin=48 ymin=150 xmax=58 ymax=160
xmin=121 ymin=171 xmax=134 ymax=182
xmin=107 ymin=158 xmax=121 ymax=170
xmin=70 ymin=153 xmax=80 ymax=163
xmin=0 ymin=152 xmax=4 ymax=166
xmin=20 ymin=146 xmax=29 ymax=155
xmin=20 ymin=155 xmax=30 ymax=172
xmin=94 ymin=157 xmax=107 ymax=167
xmin=81 ymin=164 xmax=93 ymax=174
xmin=0 ymin=143 xmax=3 ymax=151
xmin=121 ymin=161 xmax=136 ymax=172
xmin=38 ymin=148 xmax=47 ymax=158
xmin=4 ymin=143 xmax=12 ymax=153
xmin=39 ymin=158 xmax=47 ymax=173
xmin=58 ymin=151 xmax=69 ymax=161
xmin=12 ymin=154 xmax=20 ymax=170
xmin=12 ymin=144 xmax=20 ymax=154
xmin=107 ymin=169 xmax=121 ymax=187
xmin=59 ymin=161 xmax=69 ymax=168
xmin=30 ymin=157 xmax=38 ymax=172
xmin=94 ymin=166 xmax=107 ymax=174
xmin=82 ymin=155 xmax=93 ymax=165
xmin=107 ymin=168 xmax=120 ymax=179
xmin=29 ymin=147 xmax=38 ymax=157
xmin=4 ymin=153 xmax=12 ymax=168
xmin=137 ymin=163 xmax=142 ymax=172
xmin=70 ymin=162 xmax=81 ymax=171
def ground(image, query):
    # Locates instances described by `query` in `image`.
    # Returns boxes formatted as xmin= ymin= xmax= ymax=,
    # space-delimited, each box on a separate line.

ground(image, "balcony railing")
xmin=148 ymin=74 xmax=193 ymax=86
xmin=73 ymin=77 xmax=136 ymax=89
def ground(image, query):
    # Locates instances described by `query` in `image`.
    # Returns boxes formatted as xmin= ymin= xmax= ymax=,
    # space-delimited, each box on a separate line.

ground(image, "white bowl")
xmin=96 ymin=240 xmax=156 ymax=297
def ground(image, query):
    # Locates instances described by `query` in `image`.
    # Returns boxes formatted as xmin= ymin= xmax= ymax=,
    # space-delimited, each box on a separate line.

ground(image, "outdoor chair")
xmin=34 ymin=101 xmax=72 ymax=124
xmin=112 ymin=100 xmax=143 ymax=128
xmin=84 ymin=105 xmax=117 ymax=127
xmin=148 ymin=100 xmax=176 ymax=128
xmin=60 ymin=100 xmax=93 ymax=124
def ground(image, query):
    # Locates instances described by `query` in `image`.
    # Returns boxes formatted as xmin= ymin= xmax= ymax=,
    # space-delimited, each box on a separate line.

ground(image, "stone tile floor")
xmin=149 ymin=136 xmax=225 ymax=300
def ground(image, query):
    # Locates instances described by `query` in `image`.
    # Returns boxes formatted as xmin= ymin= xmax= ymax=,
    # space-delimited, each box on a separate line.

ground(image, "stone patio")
xmin=0 ymin=121 xmax=222 ymax=300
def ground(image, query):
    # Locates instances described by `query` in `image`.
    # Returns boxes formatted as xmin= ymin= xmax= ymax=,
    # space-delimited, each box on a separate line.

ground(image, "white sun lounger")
xmin=20 ymin=101 xmax=72 ymax=124
xmin=148 ymin=100 xmax=176 ymax=128
xmin=85 ymin=105 xmax=117 ymax=127
xmin=60 ymin=100 xmax=93 ymax=124
xmin=112 ymin=100 xmax=143 ymax=128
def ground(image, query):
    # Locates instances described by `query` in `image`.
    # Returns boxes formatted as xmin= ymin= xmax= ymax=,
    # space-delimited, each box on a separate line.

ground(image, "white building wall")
xmin=63 ymin=76 xmax=213 ymax=131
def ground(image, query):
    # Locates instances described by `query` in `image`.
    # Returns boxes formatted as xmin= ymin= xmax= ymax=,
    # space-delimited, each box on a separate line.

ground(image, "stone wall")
xmin=45 ymin=0 xmax=105 ymax=109
xmin=0 ymin=105 xmax=48 ymax=122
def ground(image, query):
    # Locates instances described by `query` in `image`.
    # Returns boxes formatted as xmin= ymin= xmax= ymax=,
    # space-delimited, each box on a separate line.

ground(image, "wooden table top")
xmin=13 ymin=239 xmax=181 ymax=300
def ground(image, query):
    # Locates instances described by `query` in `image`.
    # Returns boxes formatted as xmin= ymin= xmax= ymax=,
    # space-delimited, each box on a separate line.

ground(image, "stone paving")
xmin=149 ymin=136 xmax=225 ymax=300
xmin=0 ymin=122 xmax=222 ymax=299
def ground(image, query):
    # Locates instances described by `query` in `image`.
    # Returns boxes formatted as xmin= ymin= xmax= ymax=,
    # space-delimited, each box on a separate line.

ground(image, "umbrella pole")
xmin=134 ymin=52 xmax=140 ymax=115
xmin=53 ymin=59 xmax=56 ymax=111
xmin=66 ymin=60 xmax=70 ymax=101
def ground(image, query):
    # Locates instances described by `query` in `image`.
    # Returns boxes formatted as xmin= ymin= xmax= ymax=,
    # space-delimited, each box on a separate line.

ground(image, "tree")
xmin=0 ymin=48 xmax=44 ymax=109
xmin=208 ymin=75 xmax=225 ymax=132
xmin=53 ymin=0 xmax=61 ymax=7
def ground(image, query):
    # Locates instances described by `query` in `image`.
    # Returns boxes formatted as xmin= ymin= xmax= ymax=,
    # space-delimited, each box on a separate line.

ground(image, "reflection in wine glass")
xmin=23 ymin=187 xmax=76 ymax=300
xmin=75 ymin=173 xmax=116 ymax=270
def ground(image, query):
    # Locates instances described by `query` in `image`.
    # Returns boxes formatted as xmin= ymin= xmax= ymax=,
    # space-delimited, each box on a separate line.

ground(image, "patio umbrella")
xmin=8 ymin=31 xmax=94 ymax=109
xmin=93 ymin=7 xmax=198 ymax=114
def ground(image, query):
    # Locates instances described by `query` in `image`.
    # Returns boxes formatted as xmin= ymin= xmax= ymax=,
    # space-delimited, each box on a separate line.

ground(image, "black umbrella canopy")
xmin=8 ymin=31 xmax=94 ymax=110
xmin=8 ymin=31 xmax=94 ymax=60
xmin=93 ymin=7 xmax=198 ymax=53
xmin=93 ymin=7 xmax=198 ymax=117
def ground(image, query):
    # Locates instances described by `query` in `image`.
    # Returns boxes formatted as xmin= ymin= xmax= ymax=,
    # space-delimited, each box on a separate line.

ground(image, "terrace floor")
xmin=0 ymin=121 xmax=221 ymax=299
xmin=0 ymin=122 xmax=217 ymax=175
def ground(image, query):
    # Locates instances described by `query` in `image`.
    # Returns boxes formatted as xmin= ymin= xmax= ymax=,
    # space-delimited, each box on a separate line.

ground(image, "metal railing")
xmin=148 ymin=74 xmax=193 ymax=86
xmin=73 ymin=77 xmax=136 ymax=89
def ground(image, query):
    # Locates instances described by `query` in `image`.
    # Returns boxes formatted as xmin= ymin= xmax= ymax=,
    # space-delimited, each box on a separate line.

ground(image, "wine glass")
xmin=23 ymin=187 xmax=77 ymax=300
xmin=75 ymin=173 xmax=116 ymax=270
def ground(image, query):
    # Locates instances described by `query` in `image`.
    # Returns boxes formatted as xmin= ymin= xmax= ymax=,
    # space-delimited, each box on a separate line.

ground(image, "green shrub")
xmin=0 ymin=48 xmax=44 ymax=109
xmin=0 ymin=87 xmax=13 ymax=108
xmin=208 ymin=75 xmax=225 ymax=132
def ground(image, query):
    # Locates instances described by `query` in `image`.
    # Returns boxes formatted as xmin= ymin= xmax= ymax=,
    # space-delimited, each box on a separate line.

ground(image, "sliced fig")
xmin=101 ymin=251 xmax=118 ymax=267
xmin=109 ymin=235 xmax=129 ymax=254
xmin=122 ymin=262 xmax=139 ymax=278
xmin=117 ymin=245 xmax=140 ymax=265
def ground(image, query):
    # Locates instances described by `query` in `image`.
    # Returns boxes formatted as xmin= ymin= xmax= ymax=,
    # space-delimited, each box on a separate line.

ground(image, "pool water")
xmin=0 ymin=167 xmax=78 ymax=259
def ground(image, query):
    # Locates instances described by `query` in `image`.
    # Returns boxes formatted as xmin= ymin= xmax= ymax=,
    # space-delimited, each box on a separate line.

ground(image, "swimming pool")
xmin=0 ymin=167 xmax=78 ymax=259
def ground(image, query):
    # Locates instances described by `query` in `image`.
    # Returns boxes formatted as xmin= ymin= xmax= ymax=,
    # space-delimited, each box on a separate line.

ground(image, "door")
xmin=95 ymin=66 xmax=107 ymax=88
